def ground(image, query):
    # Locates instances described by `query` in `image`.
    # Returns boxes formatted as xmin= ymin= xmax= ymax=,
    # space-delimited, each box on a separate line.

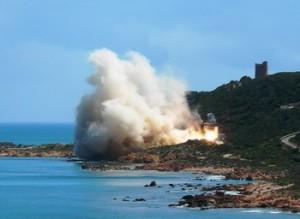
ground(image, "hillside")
xmin=188 ymin=72 xmax=300 ymax=146
xmin=186 ymin=72 xmax=300 ymax=196
xmin=291 ymin=134 xmax=300 ymax=145
xmin=117 ymin=73 xmax=300 ymax=198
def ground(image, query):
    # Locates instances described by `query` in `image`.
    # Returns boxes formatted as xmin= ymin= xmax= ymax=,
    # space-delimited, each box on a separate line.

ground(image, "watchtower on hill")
xmin=255 ymin=61 xmax=268 ymax=79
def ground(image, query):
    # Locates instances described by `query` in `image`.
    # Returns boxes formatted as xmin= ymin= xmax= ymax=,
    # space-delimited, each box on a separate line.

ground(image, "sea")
xmin=0 ymin=123 xmax=74 ymax=145
xmin=0 ymin=123 xmax=298 ymax=219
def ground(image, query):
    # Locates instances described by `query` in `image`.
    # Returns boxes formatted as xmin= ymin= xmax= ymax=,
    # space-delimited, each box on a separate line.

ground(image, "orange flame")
xmin=182 ymin=125 xmax=219 ymax=143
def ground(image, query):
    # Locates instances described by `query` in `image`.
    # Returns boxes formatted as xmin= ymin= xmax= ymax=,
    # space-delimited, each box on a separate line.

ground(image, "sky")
xmin=0 ymin=0 xmax=300 ymax=123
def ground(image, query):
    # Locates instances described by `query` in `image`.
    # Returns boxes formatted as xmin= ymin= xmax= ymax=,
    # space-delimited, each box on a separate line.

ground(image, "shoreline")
xmin=72 ymin=161 xmax=300 ymax=214
xmin=0 ymin=142 xmax=299 ymax=213
xmin=0 ymin=143 xmax=74 ymax=158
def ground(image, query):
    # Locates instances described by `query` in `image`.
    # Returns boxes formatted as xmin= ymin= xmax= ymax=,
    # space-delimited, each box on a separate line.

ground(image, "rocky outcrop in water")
xmin=170 ymin=182 xmax=300 ymax=213
xmin=144 ymin=181 xmax=157 ymax=187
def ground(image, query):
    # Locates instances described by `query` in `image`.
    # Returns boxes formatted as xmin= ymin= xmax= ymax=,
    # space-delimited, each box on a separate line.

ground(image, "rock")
xmin=133 ymin=198 xmax=146 ymax=202
xmin=143 ymin=154 xmax=159 ymax=163
xmin=195 ymin=176 xmax=204 ymax=180
xmin=207 ymin=198 xmax=216 ymax=205
xmin=182 ymin=195 xmax=194 ymax=200
xmin=202 ymin=186 xmax=215 ymax=191
xmin=169 ymin=183 xmax=175 ymax=188
xmin=184 ymin=183 xmax=194 ymax=187
xmin=144 ymin=180 xmax=157 ymax=187
xmin=163 ymin=152 xmax=177 ymax=161
xmin=172 ymin=182 xmax=300 ymax=212
xmin=223 ymin=154 xmax=232 ymax=158
xmin=149 ymin=181 xmax=157 ymax=187
xmin=215 ymin=190 xmax=225 ymax=196
xmin=245 ymin=176 xmax=253 ymax=181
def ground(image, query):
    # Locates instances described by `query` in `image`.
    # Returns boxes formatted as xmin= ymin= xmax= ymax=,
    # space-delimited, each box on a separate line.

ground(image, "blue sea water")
xmin=0 ymin=158 xmax=298 ymax=219
xmin=0 ymin=123 xmax=74 ymax=145
xmin=0 ymin=124 xmax=298 ymax=218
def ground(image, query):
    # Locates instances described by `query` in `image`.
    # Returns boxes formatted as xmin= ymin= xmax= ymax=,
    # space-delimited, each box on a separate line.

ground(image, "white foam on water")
xmin=205 ymin=175 xmax=225 ymax=180
xmin=224 ymin=191 xmax=240 ymax=195
xmin=241 ymin=209 xmax=282 ymax=214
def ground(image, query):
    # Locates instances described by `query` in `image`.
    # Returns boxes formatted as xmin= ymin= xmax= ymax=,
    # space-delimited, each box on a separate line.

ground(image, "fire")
xmin=182 ymin=124 xmax=219 ymax=143
xmin=203 ymin=126 xmax=219 ymax=142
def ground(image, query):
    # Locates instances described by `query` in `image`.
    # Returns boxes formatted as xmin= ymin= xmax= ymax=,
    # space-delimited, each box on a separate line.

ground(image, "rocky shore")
xmin=78 ymin=140 xmax=300 ymax=213
xmin=169 ymin=182 xmax=300 ymax=213
xmin=0 ymin=143 xmax=74 ymax=157
xmin=79 ymin=162 xmax=300 ymax=213
xmin=1 ymin=140 xmax=300 ymax=213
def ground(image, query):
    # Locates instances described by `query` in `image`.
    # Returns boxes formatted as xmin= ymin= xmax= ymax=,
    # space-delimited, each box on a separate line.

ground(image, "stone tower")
xmin=255 ymin=61 xmax=268 ymax=79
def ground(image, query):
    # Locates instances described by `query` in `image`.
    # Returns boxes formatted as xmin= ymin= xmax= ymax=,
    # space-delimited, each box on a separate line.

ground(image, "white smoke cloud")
xmin=75 ymin=48 xmax=202 ymax=160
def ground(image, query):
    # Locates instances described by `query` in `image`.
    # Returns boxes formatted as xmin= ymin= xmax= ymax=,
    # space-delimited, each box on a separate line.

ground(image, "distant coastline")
xmin=0 ymin=142 xmax=74 ymax=157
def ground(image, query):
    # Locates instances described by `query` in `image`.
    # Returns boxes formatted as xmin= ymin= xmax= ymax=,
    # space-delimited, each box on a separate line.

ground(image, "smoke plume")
xmin=75 ymin=49 xmax=202 ymax=160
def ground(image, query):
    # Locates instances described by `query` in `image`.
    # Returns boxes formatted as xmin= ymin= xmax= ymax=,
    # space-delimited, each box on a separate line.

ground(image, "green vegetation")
xmin=0 ymin=143 xmax=74 ymax=157
xmin=37 ymin=144 xmax=74 ymax=151
xmin=187 ymin=72 xmax=300 ymax=197
xmin=188 ymin=72 xmax=300 ymax=146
